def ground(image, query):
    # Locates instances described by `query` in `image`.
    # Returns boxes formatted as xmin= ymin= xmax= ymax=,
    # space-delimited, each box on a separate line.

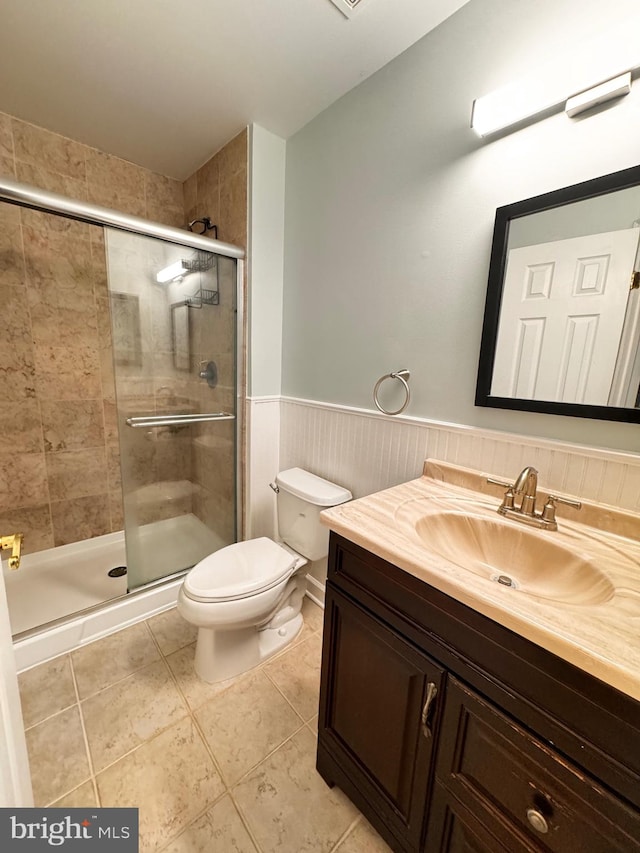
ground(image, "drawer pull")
xmin=421 ymin=682 xmax=438 ymax=739
xmin=526 ymin=808 xmax=549 ymax=834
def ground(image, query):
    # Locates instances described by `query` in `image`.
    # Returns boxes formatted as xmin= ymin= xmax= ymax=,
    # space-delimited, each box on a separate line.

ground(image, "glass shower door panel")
xmin=105 ymin=229 xmax=237 ymax=589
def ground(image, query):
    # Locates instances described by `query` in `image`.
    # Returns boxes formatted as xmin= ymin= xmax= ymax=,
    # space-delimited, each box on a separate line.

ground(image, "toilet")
xmin=177 ymin=468 xmax=352 ymax=683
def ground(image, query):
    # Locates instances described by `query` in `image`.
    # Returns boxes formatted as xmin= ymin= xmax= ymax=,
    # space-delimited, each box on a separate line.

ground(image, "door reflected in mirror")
xmin=476 ymin=165 xmax=640 ymax=423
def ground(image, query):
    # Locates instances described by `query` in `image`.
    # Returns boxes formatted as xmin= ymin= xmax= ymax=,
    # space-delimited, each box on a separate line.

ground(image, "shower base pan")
xmin=6 ymin=513 xmax=222 ymax=672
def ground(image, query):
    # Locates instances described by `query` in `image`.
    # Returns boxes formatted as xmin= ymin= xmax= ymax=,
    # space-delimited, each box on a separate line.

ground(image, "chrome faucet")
xmin=487 ymin=467 xmax=582 ymax=531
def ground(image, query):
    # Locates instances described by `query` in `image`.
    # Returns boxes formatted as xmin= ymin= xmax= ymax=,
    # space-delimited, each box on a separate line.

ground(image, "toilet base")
xmin=194 ymin=612 xmax=304 ymax=684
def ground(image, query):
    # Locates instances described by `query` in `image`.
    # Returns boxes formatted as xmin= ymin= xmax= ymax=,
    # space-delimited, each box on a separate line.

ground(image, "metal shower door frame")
xmin=0 ymin=175 xmax=246 ymax=549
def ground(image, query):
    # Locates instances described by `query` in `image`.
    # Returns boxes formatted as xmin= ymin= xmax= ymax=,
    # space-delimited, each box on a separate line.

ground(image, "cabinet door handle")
xmin=421 ymin=682 xmax=438 ymax=739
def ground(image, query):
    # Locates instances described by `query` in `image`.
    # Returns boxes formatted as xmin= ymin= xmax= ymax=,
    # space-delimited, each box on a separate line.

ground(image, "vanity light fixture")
xmin=156 ymin=260 xmax=188 ymax=283
xmin=471 ymin=26 xmax=639 ymax=137
xmin=565 ymin=72 xmax=632 ymax=118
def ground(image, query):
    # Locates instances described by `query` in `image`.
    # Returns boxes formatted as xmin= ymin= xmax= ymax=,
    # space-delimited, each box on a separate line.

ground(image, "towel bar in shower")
xmin=126 ymin=412 xmax=235 ymax=428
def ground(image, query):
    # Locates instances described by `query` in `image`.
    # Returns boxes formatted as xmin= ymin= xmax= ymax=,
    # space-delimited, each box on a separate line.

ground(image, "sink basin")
xmin=412 ymin=509 xmax=615 ymax=606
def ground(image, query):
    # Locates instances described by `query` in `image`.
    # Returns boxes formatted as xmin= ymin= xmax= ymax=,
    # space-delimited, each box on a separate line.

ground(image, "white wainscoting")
xmin=278 ymin=397 xmax=640 ymax=512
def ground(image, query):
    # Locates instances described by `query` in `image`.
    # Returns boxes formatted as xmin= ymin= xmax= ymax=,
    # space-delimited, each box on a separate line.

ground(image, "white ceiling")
xmin=0 ymin=0 xmax=470 ymax=179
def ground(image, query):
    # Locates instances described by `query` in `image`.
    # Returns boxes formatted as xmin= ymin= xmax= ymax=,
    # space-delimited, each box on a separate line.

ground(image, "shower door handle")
xmin=126 ymin=412 xmax=235 ymax=428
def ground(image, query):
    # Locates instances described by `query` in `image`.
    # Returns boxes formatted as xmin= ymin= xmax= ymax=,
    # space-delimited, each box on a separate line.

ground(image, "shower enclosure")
xmin=0 ymin=177 xmax=243 ymax=640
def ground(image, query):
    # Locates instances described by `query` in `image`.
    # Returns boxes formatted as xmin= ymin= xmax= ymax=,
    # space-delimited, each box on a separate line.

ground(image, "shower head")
xmin=188 ymin=217 xmax=217 ymax=238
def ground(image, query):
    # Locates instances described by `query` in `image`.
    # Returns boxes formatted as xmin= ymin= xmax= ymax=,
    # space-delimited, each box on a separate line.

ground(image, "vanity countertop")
xmin=320 ymin=460 xmax=640 ymax=702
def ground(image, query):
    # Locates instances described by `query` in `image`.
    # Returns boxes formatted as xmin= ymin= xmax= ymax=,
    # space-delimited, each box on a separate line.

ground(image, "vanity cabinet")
xmin=317 ymin=533 xmax=640 ymax=853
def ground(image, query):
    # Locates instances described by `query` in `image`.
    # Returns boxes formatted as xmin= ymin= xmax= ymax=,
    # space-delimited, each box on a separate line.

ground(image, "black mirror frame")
xmin=475 ymin=164 xmax=640 ymax=424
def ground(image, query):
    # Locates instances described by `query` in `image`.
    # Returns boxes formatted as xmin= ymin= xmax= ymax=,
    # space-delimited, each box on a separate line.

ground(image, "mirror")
xmin=476 ymin=165 xmax=640 ymax=423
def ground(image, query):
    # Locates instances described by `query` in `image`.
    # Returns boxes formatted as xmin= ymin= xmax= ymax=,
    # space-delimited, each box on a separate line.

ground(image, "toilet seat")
xmin=182 ymin=537 xmax=299 ymax=604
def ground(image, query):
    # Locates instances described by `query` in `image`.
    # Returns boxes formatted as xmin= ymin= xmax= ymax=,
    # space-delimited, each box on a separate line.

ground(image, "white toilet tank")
xmin=275 ymin=468 xmax=352 ymax=561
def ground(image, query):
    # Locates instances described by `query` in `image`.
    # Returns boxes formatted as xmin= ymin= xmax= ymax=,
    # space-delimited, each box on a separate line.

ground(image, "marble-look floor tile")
xmin=233 ymin=727 xmax=358 ymax=853
xmin=97 ymin=717 xmax=225 ymax=853
xmin=301 ymin=596 xmax=325 ymax=634
xmin=162 ymin=794 xmax=257 ymax=853
xmin=147 ymin=607 xmax=197 ymax=657
xmin=18 ymin=655 xmax=76 ymax=728
xmin=165 ymin=643 xmax=250 ymax=711
xmin=195 ymin=670 xmax=302 ymax=786
xmin=50 ymin=780 xmax=99 ymax=809
xmin=265 ymin=632 xmax=323 ymax=722
xmin=25 ymin=706 xmax=91 ymax=806
xmin=71 ymin=621 xmax=160 ymax=699
xmin=82 ymin=659 xmax=188 ymax=772
xmin=335 ymin=818 xmax=393 ymax=853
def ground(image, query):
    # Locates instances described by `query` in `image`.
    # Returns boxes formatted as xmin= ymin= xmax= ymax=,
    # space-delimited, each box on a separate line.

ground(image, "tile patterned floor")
xmin=18 ymin=597 xmax=392 ymax=853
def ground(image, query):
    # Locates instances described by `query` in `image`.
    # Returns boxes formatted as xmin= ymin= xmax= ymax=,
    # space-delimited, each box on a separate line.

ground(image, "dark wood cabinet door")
xmin=318 ymin=586 xmax=444 ymax=851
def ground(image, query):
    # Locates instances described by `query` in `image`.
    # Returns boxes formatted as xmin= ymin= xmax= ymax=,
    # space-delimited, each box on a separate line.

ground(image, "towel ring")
xmin=373 ymin=369 xmax=411 ymax=416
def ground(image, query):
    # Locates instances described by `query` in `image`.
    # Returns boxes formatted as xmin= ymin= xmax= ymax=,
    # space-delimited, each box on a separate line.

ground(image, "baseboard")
xmin=305 ymin=574 xmax=325 ymax=608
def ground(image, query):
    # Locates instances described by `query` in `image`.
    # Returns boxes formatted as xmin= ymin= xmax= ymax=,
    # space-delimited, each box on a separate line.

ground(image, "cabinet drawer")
xmin=435 ymin=678 xmax=640 ymax=853
xmin=427 ymin=782 xmax=535 ymax=853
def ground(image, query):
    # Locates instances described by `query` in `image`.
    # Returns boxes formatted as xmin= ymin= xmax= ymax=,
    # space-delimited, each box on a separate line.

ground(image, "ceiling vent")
xmin=328 ymin=0 xmax=368 ymax=19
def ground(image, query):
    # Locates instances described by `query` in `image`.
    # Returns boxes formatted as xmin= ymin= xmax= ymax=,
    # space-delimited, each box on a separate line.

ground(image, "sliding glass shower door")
xmin=105 ymin=228 xmax=238 ymax=589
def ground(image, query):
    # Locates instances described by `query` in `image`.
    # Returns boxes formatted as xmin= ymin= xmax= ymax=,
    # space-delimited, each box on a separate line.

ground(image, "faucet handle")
xmin=486 ymin=477 xmax=513 ymax=489
xmin=541 ymin=494 xmax=582 ymax=525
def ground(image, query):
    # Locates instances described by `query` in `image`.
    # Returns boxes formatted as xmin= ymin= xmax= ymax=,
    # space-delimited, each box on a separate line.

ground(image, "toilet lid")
xmin=183 ymin=538 xmax=299 ymax=602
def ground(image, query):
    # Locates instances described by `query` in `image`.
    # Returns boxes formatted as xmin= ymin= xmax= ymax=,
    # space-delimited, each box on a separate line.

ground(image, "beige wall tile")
xmin=164 ymin=794 xmax=257 ymax=853
xmin=147 ymin=607 xmax=197 ymax=656
xmin=144 ymin=172 xmax=184 ymax=228
xmin=41 ymin=399 xmax=105 ymax=452
xmin=71 ymin=621 xmax=160 ymax=699
xmin=0 ymin=112 xmax=14 ymax=161
xmin=0 ymin=154 xmax=15 ymax=179
xmin=0 ymin=284 xmax=32 ymax=346
xmin=0 ymin=344 xmax=35 ymax=400
xmin=217 ymin=128 xmax=248 ymax=179
xmin=82 ymin=659 xmax=188 ymax=772
xmin=0 ymin=399 xmax=42 ymax=453
xmin=96 ymin=717 xmax=224 ymax=852
xmin=109 ymin=490 xmax=124 ymax=532
xmin=0 ymin=202 xmax=26 ymax=287
xmin=86 ymin=149 xmax=146 ymax=217
xmin=19 ymin=655 xmax=76 ymax=728
xmin=233 ymin=727 xmax=358 ymax=853
xmin=16 ymin=160 xmax=88 ymax=201
xmin=183 ymin=173 xmax=197 ymax=215
xmin=195 ymin=157 xmax=219 ymax=217
xmin=195 ymin=670 xmax=302 ymax=786
xmin=50 ymin=494 xmax=111 ymax=546
xmin=46 ymin=448 xmax=108 ymax=500
xmin=0 ymin=451 xmax=48 ymax=511
xmin=0 ymin=504 xmax=53 ymax=554
xmin=218 ymin=167 xmax=247 ymax=248
xmin=12 ymin=118 xmax=87 ymax=181
xmin=34 ymin=345 xmax=102 ymax=399
xmin=25 ymin=705 xmax=91 ymax=806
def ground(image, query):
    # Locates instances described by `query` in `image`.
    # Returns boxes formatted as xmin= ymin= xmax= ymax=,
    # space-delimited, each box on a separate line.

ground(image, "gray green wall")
xmin=281 ymin=0 xmax=640 ymax=452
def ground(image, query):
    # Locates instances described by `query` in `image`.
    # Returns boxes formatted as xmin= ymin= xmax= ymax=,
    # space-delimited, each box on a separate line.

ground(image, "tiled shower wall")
xmin=0 ymin=111 xmax=247 ymax=553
